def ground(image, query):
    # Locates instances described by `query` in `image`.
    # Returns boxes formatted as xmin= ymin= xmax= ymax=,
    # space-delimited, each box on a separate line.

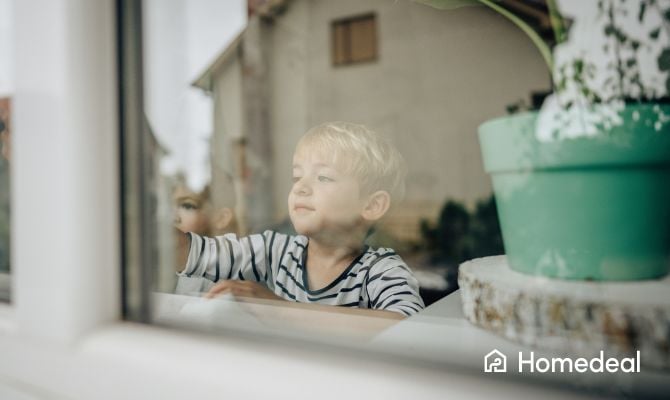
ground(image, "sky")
xmin=144 ymin=0 xmax=247 ymax=191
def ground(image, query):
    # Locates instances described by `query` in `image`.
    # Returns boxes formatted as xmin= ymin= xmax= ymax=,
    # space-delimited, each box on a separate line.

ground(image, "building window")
xmin=331 ymin=14 xmax=377 ymax=66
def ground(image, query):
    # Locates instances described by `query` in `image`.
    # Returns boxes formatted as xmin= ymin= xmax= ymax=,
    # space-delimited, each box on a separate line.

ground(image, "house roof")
xmin=248 ymin=0 xmax=290 ymax=18
xmin=191 ymin=0 xmax=291 ymax=92
xmin=191 ymin=27 xmax=247 ymax=92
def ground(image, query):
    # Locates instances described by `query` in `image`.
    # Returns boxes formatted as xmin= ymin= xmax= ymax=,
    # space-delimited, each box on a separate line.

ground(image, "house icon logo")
xmin=485 ymin=349 xmax=507 ymax=373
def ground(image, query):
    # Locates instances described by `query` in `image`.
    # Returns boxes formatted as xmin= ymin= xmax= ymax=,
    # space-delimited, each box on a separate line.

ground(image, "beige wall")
xmin=211 ymin=54 xmax=243 ymax=211
xmin=212 ymin=0 xmax=550 ymax=239
xmin=268 ymin=0 xmax=311 ymax=220
xmin=213 ymin=55 xmax=244 ymax=142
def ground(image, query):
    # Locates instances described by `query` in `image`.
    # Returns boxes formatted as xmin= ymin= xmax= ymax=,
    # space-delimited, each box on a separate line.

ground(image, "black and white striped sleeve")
xmin=366 ymin=258 xmax=425 ymax=317
xmin=178 ymin=232 xmax=270 ymax=284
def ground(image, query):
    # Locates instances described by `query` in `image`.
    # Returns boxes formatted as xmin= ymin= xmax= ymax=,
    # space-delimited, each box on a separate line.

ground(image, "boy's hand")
xmin=205 ymin=280 xmax=284 ymax=302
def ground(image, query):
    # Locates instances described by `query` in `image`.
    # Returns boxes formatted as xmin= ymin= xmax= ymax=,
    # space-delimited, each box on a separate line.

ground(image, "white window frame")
xmin=0 ymin=1 xmax=598 ymax=399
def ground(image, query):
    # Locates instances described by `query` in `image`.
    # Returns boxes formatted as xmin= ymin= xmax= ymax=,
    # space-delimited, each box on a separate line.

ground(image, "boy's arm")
xmin=366 ymin=259 xmax=425 ymax=317
xmin=176 ymin=231 xmax=271 ymax=284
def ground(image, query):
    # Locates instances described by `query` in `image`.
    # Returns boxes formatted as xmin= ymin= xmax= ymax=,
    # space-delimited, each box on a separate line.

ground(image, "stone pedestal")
xmin=458 ymin=256 xmax=670 ymax=370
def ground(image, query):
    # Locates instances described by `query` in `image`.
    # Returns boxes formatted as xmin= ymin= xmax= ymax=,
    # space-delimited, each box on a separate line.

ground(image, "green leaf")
xmin=638 ymin=1 xmax=647 ymax=22
xmin=615 ymin=28 xmax=628 ymax=43
xmin=664 ymin=8 xmax=670 ymax=22
xmin=412 ymin=0 xmax=482 ymax=10
xmin=659 ymin=48 xmax=670 ymax=71
xmin=650 ymin=27 xmax=661 ymax=40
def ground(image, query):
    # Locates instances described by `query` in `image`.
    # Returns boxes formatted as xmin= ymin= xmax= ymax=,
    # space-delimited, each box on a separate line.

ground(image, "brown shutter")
xmin=331 ymin=14 xmax=377 ymax=66
xmin=349 ymin=17 xmax=376 ymax=63
xmin=332 ymin=21 xmax=349 ymax=65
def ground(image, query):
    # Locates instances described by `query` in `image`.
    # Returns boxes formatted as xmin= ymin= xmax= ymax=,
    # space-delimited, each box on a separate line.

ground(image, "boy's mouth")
xmin=293 ymin=204 xmax=314 ymax=212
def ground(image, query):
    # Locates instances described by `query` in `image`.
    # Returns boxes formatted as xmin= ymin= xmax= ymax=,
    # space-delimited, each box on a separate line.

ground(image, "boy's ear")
xmin=361 ymin=190 xmax=391 ymax=222
xmin=212 ymin=207 xmax=234 ymax=233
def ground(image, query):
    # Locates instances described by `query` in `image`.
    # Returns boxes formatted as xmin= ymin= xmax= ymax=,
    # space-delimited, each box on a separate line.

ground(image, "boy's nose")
xmin=292 ymin=179 xmax=311 ymax=196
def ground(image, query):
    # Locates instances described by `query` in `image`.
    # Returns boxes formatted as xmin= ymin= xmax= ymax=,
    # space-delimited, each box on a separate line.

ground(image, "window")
xmin=331 ymin=14 xmax=377 ymax=66
xmin=121 ymin=1 xmax=668 ymax=398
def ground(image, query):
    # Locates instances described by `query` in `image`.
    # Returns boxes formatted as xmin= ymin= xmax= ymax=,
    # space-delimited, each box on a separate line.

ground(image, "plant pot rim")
xmin=478 ymin=103 xmax=670 ymax=173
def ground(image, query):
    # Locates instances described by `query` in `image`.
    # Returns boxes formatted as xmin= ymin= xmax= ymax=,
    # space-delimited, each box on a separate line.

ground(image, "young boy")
xmin=176 ymin=122 xmax=424 ymax=318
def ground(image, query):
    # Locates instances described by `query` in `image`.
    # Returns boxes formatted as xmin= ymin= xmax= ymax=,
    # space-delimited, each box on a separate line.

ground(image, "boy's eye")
xmin=179 ymin=202 xmax=199 ymax=211
xmin=318 ymin=175 xmax=333 ymax=182
xmin=292 ymin=176 xmax=301 ymax=183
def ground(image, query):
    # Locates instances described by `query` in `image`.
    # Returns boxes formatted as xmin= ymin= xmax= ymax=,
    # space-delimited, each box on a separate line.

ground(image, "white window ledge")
xmin=0 ymin=318 xmax=607 ymax=400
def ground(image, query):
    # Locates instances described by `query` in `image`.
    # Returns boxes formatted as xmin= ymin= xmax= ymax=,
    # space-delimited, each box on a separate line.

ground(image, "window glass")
xmin=125 ymin=0 xmax=670 ymax=397
xmin=0 ymin=0 xmax=13 ymax=302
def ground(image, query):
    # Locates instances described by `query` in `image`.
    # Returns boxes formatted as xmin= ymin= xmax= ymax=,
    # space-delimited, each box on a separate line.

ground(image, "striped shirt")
xmin=176 ymin=230 xmax=425 ymax=316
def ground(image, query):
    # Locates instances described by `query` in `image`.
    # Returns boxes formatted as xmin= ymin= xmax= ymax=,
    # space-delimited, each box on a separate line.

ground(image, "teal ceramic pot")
xmin=478 ymin=104 xmax=670 ymax=281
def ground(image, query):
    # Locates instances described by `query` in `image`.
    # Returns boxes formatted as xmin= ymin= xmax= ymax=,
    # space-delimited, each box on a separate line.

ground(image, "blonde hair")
xmin=297 ymin=122 xmax=407 ymax=204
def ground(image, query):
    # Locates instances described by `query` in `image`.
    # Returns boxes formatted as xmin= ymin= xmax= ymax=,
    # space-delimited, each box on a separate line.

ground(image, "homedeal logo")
xmin=484 ymin=349 xmax=507 ymax=372
xmin=484 ymin=349 xmax=641 ymax=373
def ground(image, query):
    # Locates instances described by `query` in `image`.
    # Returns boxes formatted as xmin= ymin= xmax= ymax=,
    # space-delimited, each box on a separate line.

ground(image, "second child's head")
xmin=289 ymin=122 xmax=406 ymax=244
xmin=173 ymin=184 xmax=236 ymax=237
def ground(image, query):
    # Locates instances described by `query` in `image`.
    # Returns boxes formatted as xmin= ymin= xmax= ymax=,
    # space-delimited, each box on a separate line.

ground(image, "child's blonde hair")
xmin=297 ymin=122 xmax=407 ymax=204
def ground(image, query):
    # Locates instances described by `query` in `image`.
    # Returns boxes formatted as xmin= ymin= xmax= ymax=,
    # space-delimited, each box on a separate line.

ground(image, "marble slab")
xmin=458 ymin=256 xmax=670 ymax=370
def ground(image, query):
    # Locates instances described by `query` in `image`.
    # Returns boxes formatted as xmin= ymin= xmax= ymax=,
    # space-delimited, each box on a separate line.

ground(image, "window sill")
xmin=0 ymin=315 xmax=595 ymax=400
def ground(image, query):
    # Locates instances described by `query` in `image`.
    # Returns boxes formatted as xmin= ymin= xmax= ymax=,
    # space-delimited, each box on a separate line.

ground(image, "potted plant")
xmin=414 ymin=0 xmax=670 ymax=280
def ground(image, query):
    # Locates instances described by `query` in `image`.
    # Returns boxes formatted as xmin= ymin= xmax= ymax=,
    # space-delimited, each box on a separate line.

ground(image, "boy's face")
xmin=289 ymin=143 xmax=368 ymax=238
xmin=173 ymin=186 xmax=213 ymax=236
